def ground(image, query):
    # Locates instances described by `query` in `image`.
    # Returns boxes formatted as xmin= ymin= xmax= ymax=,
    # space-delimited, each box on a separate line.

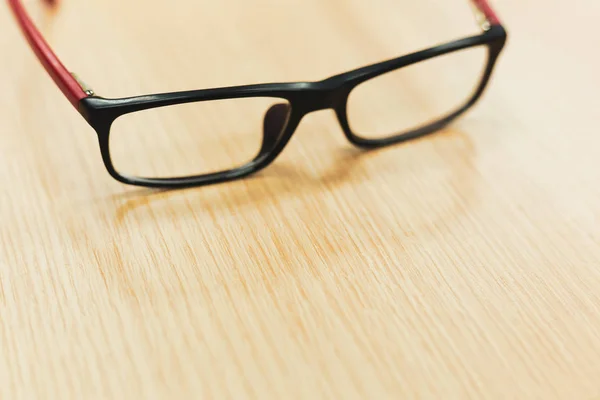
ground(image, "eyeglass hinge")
xmin=469 ymin=2 xmax=492 ymax=31
xmin=71 ymin=72 xmax=96 ymax=97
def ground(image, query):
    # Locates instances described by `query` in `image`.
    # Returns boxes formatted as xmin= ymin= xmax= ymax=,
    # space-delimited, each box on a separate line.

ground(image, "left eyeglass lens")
xmin=346 ymin=46 xmax=488 ymax=140
xmin=109 ymin=97 xmax=291 ymax=179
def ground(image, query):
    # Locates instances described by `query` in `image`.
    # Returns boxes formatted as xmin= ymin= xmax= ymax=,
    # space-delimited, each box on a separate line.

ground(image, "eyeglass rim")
xmin=85 ymin=28 xmax=506 ymax=188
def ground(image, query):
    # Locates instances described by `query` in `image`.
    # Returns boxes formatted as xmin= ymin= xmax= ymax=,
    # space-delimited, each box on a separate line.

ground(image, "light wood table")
xmin=2 ymin=0 xmax=599 ymax=398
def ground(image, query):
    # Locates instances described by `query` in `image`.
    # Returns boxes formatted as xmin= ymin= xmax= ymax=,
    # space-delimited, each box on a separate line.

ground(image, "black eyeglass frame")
xmin=9 ymin=0 xmax=507 ymax=189
xmin=80 ymin=26 xmax=506 ymax=188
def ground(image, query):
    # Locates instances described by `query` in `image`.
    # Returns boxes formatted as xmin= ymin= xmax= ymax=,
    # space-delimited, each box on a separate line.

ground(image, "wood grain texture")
xmin=2 ymin=0 xmax=600 ymax=399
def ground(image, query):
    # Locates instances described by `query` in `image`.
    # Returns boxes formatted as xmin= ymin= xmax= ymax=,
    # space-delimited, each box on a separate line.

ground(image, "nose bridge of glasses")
xmin=257 ymin=83 xmax=347 ymax=160
xmin=293 ymin=84 xmax=348 ymax=114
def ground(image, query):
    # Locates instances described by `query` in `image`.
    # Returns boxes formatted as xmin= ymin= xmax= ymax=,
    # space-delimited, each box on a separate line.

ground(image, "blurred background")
xmin=3 ymin=1 xmax=600 ymax=399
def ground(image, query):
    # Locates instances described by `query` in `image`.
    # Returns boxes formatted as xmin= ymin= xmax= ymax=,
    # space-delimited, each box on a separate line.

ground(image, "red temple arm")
xmin=472 ymin=0 xmax=501 ymax=26
xmin=7 ymin=0 xmax=88 ymax=107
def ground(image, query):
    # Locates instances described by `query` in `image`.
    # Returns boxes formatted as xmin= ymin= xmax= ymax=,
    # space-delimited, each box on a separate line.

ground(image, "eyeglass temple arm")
xmin=470 ymin=0 xmax=501 ymax=29
xmin=7 ymin=0 xmax=91 ymax=108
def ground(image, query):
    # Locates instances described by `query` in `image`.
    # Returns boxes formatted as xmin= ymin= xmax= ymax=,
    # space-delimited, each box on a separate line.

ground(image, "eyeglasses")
xmin=9 ymin=0 xmax=507 ymax=189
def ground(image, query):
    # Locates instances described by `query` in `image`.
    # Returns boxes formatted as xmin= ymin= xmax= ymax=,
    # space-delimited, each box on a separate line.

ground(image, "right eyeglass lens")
xmin=108 ymin=97 xmax=291 ymax=180
xmin=346 ymin=46 xmax=489 ymax=140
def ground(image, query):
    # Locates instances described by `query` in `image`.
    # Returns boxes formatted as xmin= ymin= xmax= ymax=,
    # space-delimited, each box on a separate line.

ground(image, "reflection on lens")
xmin=347 ymin=46 xmax=488 ymax=139
xmin=109 ymin=97 xmax=290 ymax=179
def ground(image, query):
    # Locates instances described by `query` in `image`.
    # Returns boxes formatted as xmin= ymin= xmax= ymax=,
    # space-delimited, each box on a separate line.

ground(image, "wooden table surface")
xmin=2 ymin=0 xmax=600 ymax=398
